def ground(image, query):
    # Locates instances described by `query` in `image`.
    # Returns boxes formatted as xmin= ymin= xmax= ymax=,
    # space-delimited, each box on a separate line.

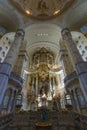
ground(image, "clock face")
xmin=8 ymin=0 xmax=76 ymax=20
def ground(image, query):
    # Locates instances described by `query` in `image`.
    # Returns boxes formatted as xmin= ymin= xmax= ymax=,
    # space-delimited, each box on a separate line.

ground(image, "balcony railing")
xmin=72 ymin=111 xmax=87 ymax=129
xmin=0 ymin=112 xmax=14 ymax=129
xmin=9 ymin=72 xmax=23 ymax=88
xmin=7 ymin=110 xmax=75 ymax=130
xmin=0 ymin=110 xmax=87 ymax=130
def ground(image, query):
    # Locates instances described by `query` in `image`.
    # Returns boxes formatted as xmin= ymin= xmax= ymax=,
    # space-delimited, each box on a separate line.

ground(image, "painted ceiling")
xmin=0 ymin=0 xmax=87 ymax=63
xmin=8 ymin=0 xmax=75 ymax=20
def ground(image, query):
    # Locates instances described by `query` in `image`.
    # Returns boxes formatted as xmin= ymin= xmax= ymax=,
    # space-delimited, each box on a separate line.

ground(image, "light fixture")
xmin=36 ymin=33 xmax=48 ymax=36
xmin=54 ymin=10 xmax=60 ymax=15
xmin=25 ymin=10 xmax=31 ymax=15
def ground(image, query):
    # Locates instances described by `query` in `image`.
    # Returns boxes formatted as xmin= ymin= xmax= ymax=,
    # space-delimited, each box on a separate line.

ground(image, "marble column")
xmin=13 ymin=41 xmax=27 ymax=76
xmin=74 ymin=89 xmax=81 ymax=113
xmin=0 ymin=29 xmax=25 ymax=106
xmin=8 ymin=89 xmax=17 ymax=112
xmin=61 ymin=28 xmax=87 ymax=103
xmin=59 ymin=41 xmax=75 ymax=75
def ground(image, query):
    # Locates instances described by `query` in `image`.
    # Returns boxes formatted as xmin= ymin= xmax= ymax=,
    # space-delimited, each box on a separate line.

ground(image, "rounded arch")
xmin=52 ymin=99 xmax=58 ymax=110
xmin=2 ymin=87 xmax=13 ymax=109
xmin=30 ymin=101 xmax=38 ymax=111
xmin=16 ymin=93 xmax=23 ymax=106
xmin=75 ymin=87 xmax=86 ymax=107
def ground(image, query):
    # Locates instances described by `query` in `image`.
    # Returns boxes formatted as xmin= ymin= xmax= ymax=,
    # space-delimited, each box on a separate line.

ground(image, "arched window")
xmin=16 ymin=94 xmax=22 ymax=106
xmin=75 ymin=88 xmax=86 ymax=107
xmin=65 ymin=94 xmax=72 ymax=105
xmin=0 ymin=58 xmax=2 ymax=62
xmin=71 ymin=90 xmax=77 ymax=110
xmin=10 ymin=90 xmax=17 ymax=112
xmin=30 ymin=102 xmax=36 ymax=111
xmin=2 ymin=88 xmax=12 ymax=109
xmin=0 ymin=47 xmax=2 ymax=51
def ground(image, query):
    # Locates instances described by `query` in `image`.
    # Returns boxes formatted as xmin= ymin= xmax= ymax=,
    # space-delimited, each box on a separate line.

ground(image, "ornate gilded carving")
xmin=37 ymin=0 xmax=49 ymax=12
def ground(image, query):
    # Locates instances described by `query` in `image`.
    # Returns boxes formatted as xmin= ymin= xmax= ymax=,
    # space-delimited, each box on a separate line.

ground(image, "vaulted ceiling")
xmin=0 ymin=0 xmax=87 ymax=30
xmin=0 ymin=0 xmax=87 ymax=61
xmin=8 ymin=0 xmax=75 ymax=20
xmin=25 ymin=23 xmax=61 ymax=61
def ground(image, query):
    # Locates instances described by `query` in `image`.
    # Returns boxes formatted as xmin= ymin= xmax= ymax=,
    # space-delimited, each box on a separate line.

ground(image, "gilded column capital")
xmin=61 ymin=28 xmax=72 ymax=40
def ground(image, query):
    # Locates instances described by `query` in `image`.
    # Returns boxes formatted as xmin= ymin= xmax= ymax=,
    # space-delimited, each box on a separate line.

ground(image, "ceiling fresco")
xmin=8 ymin=0 xmax=76 ymax=20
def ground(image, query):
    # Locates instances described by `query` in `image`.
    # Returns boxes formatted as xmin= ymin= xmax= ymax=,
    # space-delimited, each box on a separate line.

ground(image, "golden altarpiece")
xmin=26 ymin=47 xmax=60 ymax=110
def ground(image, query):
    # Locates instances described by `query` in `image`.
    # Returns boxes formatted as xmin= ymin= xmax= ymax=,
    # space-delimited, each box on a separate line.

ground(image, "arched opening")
xmin=2 ymin=88 xmax=12 ymax=110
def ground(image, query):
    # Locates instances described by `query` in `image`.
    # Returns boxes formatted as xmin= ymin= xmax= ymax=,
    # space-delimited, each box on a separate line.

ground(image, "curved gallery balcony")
xmin=64 ymin=71 xmax=78 ymax=88
xmin=8 ymin=110 xmax=75 ymax=129
xmin=0 ymin=112 xmax=14 ymax=129
xmin=72 ymin=111 xmax=87 ymax=129
xmin=9 ymin=72 xmax=23 ymax=89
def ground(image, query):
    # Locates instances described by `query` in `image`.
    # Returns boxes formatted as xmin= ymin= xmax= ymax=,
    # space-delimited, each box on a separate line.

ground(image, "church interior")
xmin=0 ymin=0 xmax=87 ymax=130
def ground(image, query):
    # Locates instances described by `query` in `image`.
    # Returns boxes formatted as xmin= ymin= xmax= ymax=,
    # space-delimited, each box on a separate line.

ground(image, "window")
xmin=16 ymin=94 xmax=22 ymax=105
xmin=76 ymin=40 xmax=78 ymax=43
xmin=6 ymin=46 xmax=8 ymax=49
xmin=78 ymin=36 xmax=81 ymax=39
xmin=0 ymin=47 xmax=2 ymax=51
xmin=6 ymin=37 xmax=8 ymax=40
xmin=8 ymin=41 xmax=11 ymax=44
xmin=82 ymin=50 xmax=85 ymax=53
xmin=66 ymin=94 xmax=72 ymax=105
xmin=3 ymin=88 xmax=12 ymax=108
xmin=75 ymin=88 xmax=86 ymax=107
xmin=2 ymin=51 xmax=5 ymax=57
xmin=0 ymin=58 xmax=2 ymax=62
xmin=85 ymin=46 xmax=87 ymax=50
xmin=82 ymin=50 xmax=85 ymax=54
xmin=79 ymin=45 xmax=82 ymax=48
